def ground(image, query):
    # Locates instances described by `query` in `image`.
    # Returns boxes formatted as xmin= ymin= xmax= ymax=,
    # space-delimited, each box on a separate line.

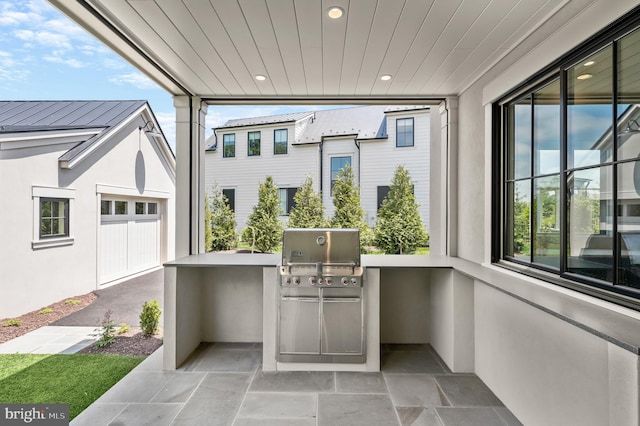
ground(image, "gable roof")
xmin=0 ymin=100 xmax=146 ymax=131
xmin=0 ymin=101 xmax=174 ymax=172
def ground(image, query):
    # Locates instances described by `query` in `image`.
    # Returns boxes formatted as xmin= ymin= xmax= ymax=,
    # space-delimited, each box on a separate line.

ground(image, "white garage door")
xmin=99 ymin=198 xmax=161 ymax=284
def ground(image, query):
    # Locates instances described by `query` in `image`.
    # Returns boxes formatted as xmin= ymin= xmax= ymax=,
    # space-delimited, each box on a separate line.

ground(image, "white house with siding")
xmin=0 ymin=101 xmax=175 ymax=318
xmin=205 ymin=105 xmax=429 ymax=233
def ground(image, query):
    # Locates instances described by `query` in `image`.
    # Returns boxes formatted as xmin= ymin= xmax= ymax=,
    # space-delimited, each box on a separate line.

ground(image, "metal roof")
xmin=296 ymin=105 xmax=389 ymax=143
xmin=0 ymin=100 xmax=146 ymax=130
xmin=217 ymin=111 xmax=314 ymax=130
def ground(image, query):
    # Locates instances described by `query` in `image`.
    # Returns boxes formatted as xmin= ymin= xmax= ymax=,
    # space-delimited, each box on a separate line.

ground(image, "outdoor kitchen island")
xmin=162 ymin=252 xmax=474 ymax=373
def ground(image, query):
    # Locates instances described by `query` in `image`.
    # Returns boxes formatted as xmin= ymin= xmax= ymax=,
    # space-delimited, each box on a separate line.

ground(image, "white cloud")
xmin=43 ymin=55 xmax=87 ymax=68
xmin=108 ymin=72 xmax=159 ymax=90
xmin=154 ymin=111 xmax=176 ymax=150
xmin=103 ymin=57 xmax=127 ymax=70
xmin=0 ymin=49 xmax=28 ymax=82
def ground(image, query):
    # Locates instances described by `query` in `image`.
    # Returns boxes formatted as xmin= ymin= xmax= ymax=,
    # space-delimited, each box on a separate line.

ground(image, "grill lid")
xmin=282 ymin=228 xmax=360 ymax=267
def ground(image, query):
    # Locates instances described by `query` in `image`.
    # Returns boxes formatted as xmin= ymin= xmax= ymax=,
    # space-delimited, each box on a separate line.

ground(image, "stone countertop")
xmin=165 ymin=252 xmax=281 ymax=267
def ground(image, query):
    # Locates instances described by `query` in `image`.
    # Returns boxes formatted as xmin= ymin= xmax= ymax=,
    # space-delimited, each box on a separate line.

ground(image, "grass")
xmin=0 ymin=354 xmax=144 ymax=420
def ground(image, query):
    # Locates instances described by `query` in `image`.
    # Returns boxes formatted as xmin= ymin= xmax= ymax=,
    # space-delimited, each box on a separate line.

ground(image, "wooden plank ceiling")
xmin=52 ymin=0 xmax=582 ymax=99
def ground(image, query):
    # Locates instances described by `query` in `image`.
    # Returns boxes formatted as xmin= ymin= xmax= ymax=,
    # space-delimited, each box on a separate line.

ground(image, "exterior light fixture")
xmin=139 ymin=120 xmax=162 ymax=137
xmin=584 ymin=60 xmax=595 ymax=66
xmin=255 ymin=74 xmax=266 ymax=81
xmin=327 ymin=7 xmax=344 ymax=19
xmin=380 ymin=74 xmax=392 ymax=81
xmin=577 ymin=73 xmax=592 ymax=80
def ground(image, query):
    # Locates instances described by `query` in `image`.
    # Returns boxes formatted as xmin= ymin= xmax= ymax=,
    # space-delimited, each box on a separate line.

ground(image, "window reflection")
xmin=567 ymin=166 xmax=613 ymax=282
xmin=534 ymin=80 xmax=560 ymax=175
xmin=618 ymin=161 xmax=640 ymax=289
xmin=508 ymin=180 xmax=531 ymax=260
xmin=509 ymin=97 xmax=531 ymax=180
xmin=533 ymin=175 xmax=560 ymax=268
xmin=567 ymin=47 xmax=613 ymax=169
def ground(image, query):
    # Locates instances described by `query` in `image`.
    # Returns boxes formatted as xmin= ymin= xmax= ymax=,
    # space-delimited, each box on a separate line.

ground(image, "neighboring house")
xmin=0 ymin=101 xmax=175 ymax=318
xmin=204 ymin=105 xmax=430 ymax=232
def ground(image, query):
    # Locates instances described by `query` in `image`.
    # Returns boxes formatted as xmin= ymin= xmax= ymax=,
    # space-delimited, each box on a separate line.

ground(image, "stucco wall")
xmin=0 ymin=117 xmax=175 ymax=318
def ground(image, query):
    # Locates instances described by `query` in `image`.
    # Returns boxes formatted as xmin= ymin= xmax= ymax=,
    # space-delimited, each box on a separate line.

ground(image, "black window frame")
xmin=248 ymin=131 xmax=261 ymax=156
xmin=396 ymin=117 xmax=414 ymax=147
xmin=493 ymin=9 xmax=640 ymax=307
xmin=274 ymin=129 xmax=288 ymax=155
xmin=223 ymin=133 xmax=235 ymax=158
xmin=39 ymin=198 xmax=69 ymax=239
xmin=377 ymin=186 xmax=390 ymax=210
xmin=330 ymin=156 xmax=351 ymax=193
xmin=222 ymin=188 xmax=235 ymax=212
xmin=278 ymin=187 xmax=298 ymax=215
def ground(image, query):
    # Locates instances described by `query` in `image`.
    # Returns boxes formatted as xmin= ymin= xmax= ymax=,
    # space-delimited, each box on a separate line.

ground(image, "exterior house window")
xmin=32 ymin=186 xmax=75 ymax=249
xmin=396 ymin=117 xmax=414 ymax=147
xmin=248 ymin=131 xmax=261 ymax=156
xmin=223 ymin=134 xmax=235 ymax=158
xmin=377 ymin=186 xmax=390 ymax=210
xmin=135 ymin=202 xmax=145 ymax=214
xmin=496 ymin=22 xmax=640 ymax=301
xmin=115 ymin=201 xmax=128 ymax=215
xmin=222 ymin=189 xmax=235 ymax=212
xmin=274 ymin=129 xmax=288 ymax=155
xmin=40 ymin=198 xmax=69 ymax=238
xmin=147 ymin=202 xmax=158 ymax=214
xmin=331 ymin=156 xmax=351 ymax=192
xmin=278 ymin=188 xmax=298 ymax=215
xmin=101 ymin=200 xmax=112 ymax=215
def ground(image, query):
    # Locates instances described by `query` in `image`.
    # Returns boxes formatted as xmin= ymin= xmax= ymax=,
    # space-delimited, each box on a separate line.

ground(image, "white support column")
xmin=431 ymin=98 xmax=458 ymax=256
xmin=174 ymin=96 xmax=207 ymax=257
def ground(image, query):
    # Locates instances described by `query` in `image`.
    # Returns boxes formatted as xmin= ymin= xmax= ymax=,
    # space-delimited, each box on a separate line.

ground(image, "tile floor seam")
xmin=169 ymin=371 xmax=208 ymax=414
xmin=230 ymin=360 xmax=260 ymax=425
xmin=433 ymin=378 xmax=452 ymax=407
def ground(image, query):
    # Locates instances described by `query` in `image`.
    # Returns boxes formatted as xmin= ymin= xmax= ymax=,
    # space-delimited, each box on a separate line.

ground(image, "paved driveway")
xmin=53 ymin=269 xmax=164 ymax=328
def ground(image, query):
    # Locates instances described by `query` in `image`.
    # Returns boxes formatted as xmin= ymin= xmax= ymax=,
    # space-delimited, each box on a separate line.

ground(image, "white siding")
xmin=360 ymin=110 xmax=430 ymax=230
xmin=206 ymin=123 xmax=319 ymax=231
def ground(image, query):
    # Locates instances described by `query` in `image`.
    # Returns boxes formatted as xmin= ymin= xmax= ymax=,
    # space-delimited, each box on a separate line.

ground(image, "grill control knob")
xmin=309 ymin=277 xmax=317 ymax=286
xmin=341 ymin=277 xmax=349 ymax=286
xmin=292 ymin=276 xmax=300 ymax=286
xmin=284 ymin=277 xmax=292 ymax=286
xmin=318 ymin=277 xmax=324 ymax=286
xmin=325 ymin=277 xmax=333 ymax=286
xmin=350 ymin=277 xmax=358 ymax=286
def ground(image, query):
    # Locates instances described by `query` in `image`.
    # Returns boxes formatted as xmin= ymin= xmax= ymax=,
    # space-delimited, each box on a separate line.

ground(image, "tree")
xmin=204 ymin=193 xmax=213 ymax=251
xmin=374 ymin=166 xmax=428 ymax=254
xmin=209 ymin=188 xmax=237 ymax=251
xmin=330 ymin=164 xmax=373 ymax=246
xmin=288 ymin=175 xmax=326 ymax=228
xmin=242 ymin=176 xmax=283 ymax=252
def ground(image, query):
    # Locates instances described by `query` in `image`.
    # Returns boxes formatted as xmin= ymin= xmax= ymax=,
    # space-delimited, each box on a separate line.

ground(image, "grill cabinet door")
xmin=321 ymin=294 xmax=363 ymax=355
xmin=279 ymin=295 xmax=320 ymax=355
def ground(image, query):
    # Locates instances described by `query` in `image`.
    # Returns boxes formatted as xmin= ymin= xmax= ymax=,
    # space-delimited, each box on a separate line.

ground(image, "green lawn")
xmin=0 ymin=354 xmax=143 ymax=420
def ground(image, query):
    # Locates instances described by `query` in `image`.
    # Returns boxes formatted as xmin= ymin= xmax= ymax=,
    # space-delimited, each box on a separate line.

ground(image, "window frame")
xmin=32 ymin=186 xmax=75 ymax=249
xmin=274 ymin=129 xmax=288 ymax=155
xmin=330 ymin=156 xmax=352 ymax=194
xmin=493 ymin=11 xmax=640 ymax=307
xmin=223 ymin=133 xmax=235 ymax=158
xmin=248 ymin=131 xmax=261 ymax=156
xmin=278 ymin=187 xmax=298 ymax=215
xmin=396 ymin=117 xmax=414 ymax=147
xmin=222 ymin=188 xmax=236 ymax=212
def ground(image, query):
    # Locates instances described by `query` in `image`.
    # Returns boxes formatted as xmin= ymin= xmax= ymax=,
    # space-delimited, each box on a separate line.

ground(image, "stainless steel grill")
xmin=277 ymin=228 xmax=365 ymax=364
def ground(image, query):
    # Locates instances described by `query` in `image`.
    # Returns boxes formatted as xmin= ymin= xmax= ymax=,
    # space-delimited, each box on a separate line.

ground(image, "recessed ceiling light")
xmin=380 ymin=74 xmax=392 ymax=81
xmin=327 ymin=7 xmax=344 ymax=19
xmin=584 ymin=60 xmax=595 ymax=66
xmin=577 ymin=73 xmax=593 ymax=80
xmin=255 ymin=74 xmax=266 ymax=81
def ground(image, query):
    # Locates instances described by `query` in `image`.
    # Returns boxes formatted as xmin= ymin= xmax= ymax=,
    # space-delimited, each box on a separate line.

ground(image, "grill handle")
xmin=322 ymin=297 xmax=361 ymax=303
xmin=281 ymin=296 xmax=320 ymax=302
xmin=285 ymin=261 xmax=358 ymax=274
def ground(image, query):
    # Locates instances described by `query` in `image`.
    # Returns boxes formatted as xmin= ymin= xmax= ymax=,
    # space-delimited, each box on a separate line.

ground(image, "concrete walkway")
xmin=0 ymin=269 xmax=163 ymax=355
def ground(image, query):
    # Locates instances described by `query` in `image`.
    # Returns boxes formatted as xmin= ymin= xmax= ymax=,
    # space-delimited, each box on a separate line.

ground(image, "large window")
xmin=498 ymin=23 xmax=640 ymax=299
xmin=248 ymin=131 xmax=261 ymax=156
xmin=331 ymin=156 xmax=351 ymax=192
xmin=223 ymin=134 xmax=235 ymax=158
xmin=274 ymin=129 xmax=288 ymax=154
xmin=396 ymin=118 xmax=414 ymax=147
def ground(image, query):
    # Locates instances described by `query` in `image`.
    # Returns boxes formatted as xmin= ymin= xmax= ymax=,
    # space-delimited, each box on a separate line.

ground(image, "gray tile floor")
xmin=71 ymin=344 xmax=522 ymax=426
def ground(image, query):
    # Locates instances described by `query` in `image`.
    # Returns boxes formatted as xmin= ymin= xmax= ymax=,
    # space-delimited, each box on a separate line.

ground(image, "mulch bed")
xmin=0 ymin=293 xmax=97 ymax=344
xmin=79 ymin=328 xmax=163 ymax=356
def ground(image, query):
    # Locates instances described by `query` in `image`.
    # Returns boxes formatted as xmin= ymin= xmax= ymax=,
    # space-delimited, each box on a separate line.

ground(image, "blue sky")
xmin=0 ymin=0 xmax=341 ymax=149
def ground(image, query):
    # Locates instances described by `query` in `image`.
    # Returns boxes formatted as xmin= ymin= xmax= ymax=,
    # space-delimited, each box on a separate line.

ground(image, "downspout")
xmin=319 ymin=139 xmax=324 ymax=195
xmin=189 ymin=96 xmax=194 ymax=254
